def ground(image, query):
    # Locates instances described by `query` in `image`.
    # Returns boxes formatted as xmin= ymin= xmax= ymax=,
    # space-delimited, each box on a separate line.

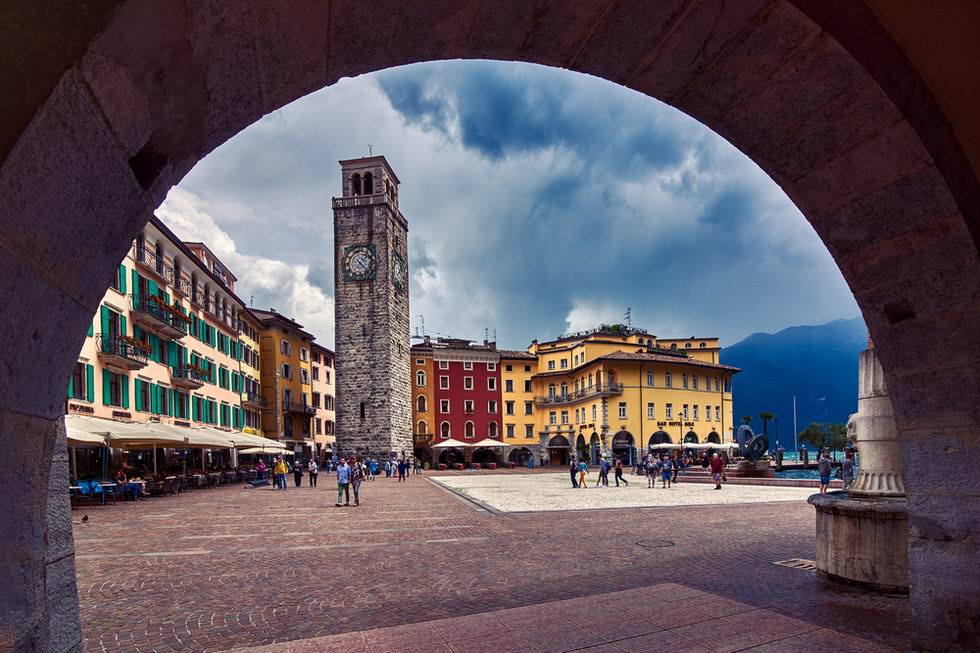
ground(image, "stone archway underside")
xmin=0 ymin=1 xmax=977 ymax=651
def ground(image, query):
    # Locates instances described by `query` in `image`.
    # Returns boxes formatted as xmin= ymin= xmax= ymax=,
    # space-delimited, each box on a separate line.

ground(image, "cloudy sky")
xmin=159 ymin=60 xmax=860 ymax=350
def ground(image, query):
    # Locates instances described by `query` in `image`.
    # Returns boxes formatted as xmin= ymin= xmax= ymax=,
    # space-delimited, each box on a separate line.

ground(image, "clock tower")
xmin=332 ymin=156 xmax=411 ymax=458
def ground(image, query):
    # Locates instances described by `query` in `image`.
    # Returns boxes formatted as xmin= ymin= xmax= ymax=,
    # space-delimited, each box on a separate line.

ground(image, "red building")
xmin=430 ymin=338 xmax=502 ymax=466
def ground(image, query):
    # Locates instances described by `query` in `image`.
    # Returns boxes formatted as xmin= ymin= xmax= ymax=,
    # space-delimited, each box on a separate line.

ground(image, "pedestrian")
xmin=599 ymin=457 xmax=610 ymax=487
xmin=569 ymin=457 xmax=579 ymax=488
xmin=527 ymin=456 xmax=534 ymax=470
xmin=577 ymin=459 xmax=589 ymax=488
xmin=661 ymin=455 xmax=673 ymax=489
xmin=369 ymin=458 xmax=378 ymax=479
xmin=398 ymin=458 xmax=407 ymax=482
xmin=671 ymin=455 xmax=679 ymax=483
xmin=256 ymin=459 xmax=267 ymax=480
xmin=614 ymin=457 xmax=628 ymax=486
xmin=646 ymin=455 xmax=657 ymax=488
xmin=351 ymin=457 xmax=364 ymax=506
xmin=414 ymin=457 xmax=422 ymax=475
xmin=842 ymin=452 xmax=855 ymax=490
xmin=274 ymin=456 xmax=288 ymax=490
xmin=384 ymin=460 xmax=392 ymax=478
xmin=308 ymin=458 xmax=319 ymax=487
xmin=335 ymin=457 xmax=351 ymax=507
xmin=293 ymin=460 xmax=303 ymax=487
xmin=818 ymin=451 xmax=833 ymax=493
xmin=709 ymin=453 xmax=725 ymax=490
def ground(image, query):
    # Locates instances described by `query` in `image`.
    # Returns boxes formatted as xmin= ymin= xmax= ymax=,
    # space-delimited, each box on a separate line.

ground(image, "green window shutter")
xmin=149 ymin=333 xmax=158 ymax=362
xmin=182 ymin=347 xmax=188 ymax=367
xmin=165 ymin=292 xmax=170 ymax=304
xmin=86 ymin=365 xmax=95 ymax=402
xmin=67 ymin=375 xmax=74 ymax=399
xmin=151 ymin=383 xmax=159 ymax=414
xmin=120 ymin=374 xmax=130 ymax=409
xmin=102 ymin=370 xmax=111 ymax=405
xmin=148 ymin=279 xmax=158 ymax=297
xmin=169 ymin=389 xmax=176 ymax=417
xmin=192 ymin=397 xmax=199 ymax=421
xmin=134 ymin=379 xmax=143 ymax=412
xmin=88 ymin=321 xmax=94 ymax=337
xmin=132 ymin=271 xmax=140 ymax=303
xmin=100 ymin=306 xmax=110 ymax=335
xmin=120 ymin=314 xmax=127 ymax=337
xmin=119 ymin=265 xmax=127 ymax=294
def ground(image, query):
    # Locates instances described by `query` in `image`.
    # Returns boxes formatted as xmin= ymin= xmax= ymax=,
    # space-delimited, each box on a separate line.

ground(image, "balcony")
xmin=284 ymin=400 xmax=316 ymax=416
xmin=130 ymin=294 xmax=187 ymax=339
xmin=171 ymin=364 xmax=207 ymax=390
xmin=135 ymin=247 xmax=175 ymax=285
xmin=95 ymin=334 xmax=149 ymax=370
xmin=534 ymin=383 xmax=624 ymax=407
xmin=242 ymin=391 xmax=267 ymax=409
xmin=413 ymin=433 xmax=433 ymax=445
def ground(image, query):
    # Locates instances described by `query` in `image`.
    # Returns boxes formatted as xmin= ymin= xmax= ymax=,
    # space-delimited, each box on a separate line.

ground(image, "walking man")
xmin=308 ymin=458 xmax=319 ymax=487
xmin=614 ymin=457 xmax=628 ymax=487
xmin=335 ymin=457 xmax=351 ymax=507
xmin=599 ymin=457 xmax=610 ymax=486
xmin=709 ymin=453 xmax=725 ymax=490
xmin=398 ymin=458 xmax=407 ymax=482
xmin=842 ymin=451 xmax=855 ymax=490
xmin=646 ymin=454 xmax=657 ymax=488
xmin=569 ymin=457 xmax=579 ymax=488
xmin=818 ymin=451 xmax=833 ymax=493
xmin=577 ymin=459 xmax=589 ymax=488
xmin=661 ymin=455 xmax=673 ymax=489
xmin=274 ymin=456 xmax=288 ymax=490
xmin=351 ymin=457 xmax=364 ymax=506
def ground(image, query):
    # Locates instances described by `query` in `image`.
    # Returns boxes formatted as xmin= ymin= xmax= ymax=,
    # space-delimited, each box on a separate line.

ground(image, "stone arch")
xmin=0 ymin=2 xmax=978 ymax=649
xmin=684 ymin=431 xmax=699 ymax=444
xmin=547 ymin=435 xmax=570 ymax=449
xmin=649 ymin=430 xmax=672 ymax=447
xmin=508 ymin=447 xmax=533 ymax=465
xmin=706 ymin=432 xmax=721 ymax=444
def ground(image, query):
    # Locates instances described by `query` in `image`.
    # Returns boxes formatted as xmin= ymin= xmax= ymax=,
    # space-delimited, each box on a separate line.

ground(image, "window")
xmin=715 ymin=377 xmax=720 ymax=392
xmin=360 ymin=401 xmax=365 ymax=419
xmin=549 ymin=411 xmax=557 ymax=425
xmin=715 ymin=406 xmax=721 ymax=421
xmin=312 ymin=366 xmax=319 ymax=381
xmin=692 ymin=375 xmax=699 ymax=390
xmin=464 ymin=376 xmax=474 ymax=390
xmin=560 ymin=410 xmax=569 ymax=424
xmin=618 ymin=402 xmax=627 ymax=419
xmin=464 ymin=400 xmax=474 ymax=413
xmin=524 ymin=365 xmax=531 ymax=372
xmin=525 ymin=424 xmax=534 ymax=438
xmin=682 ymin=404 xmax=689 ymax=419
xmin=487 ymin=362 xmax=496 ymax=371
xmin=505 ymin=365 xmax=513 ymax=372
xmin=440 ymin=399 xmax=450 ymax=413
xmin=299 ymin=348 xmax=308 ymax=362
xmin=666 ymin=403 xmax=673 ymax=419
xmin=281 ymin=363 xmax=292 ymax=379
xmin=463 ymin=361 xmax=473 ymax=370
xmin=506 ymin=424 xmax=515 ymax=439
xmin=315 ymin=418 xmax=322 ymax=435
xmin=136 ymin=379 xmax=150 ymax=412
xmin=665 ymin=371 xmax=672 ymax=388
xmin=686 ymin=342 xmax=692 ymax=349
xmin=416 ymin=371 xmax=426 ymax=387
xmin=524 ymin=401 xmax=533 ymax=415
xmin=560 ymin=359 xmax=568 ymax=369
xmin=588 ymin=373 xmax=594 ymax=389
xmin=591 ymin=405 xmax=597 ymax=421
xmin=69 ymin=362 xmax=86 ymax=400
xmin=488 ymin=400 xmax=497 ymax=414
xmin=300 ymin=368 xmax=309 ymax=385
xmin=706 ymin=405 xmax=712 ymax=421
xmin=416 ymin=420 xmax=427 ymax=434
xmin=280 ymin=340 xmax=291 ymax=355
xmin=505 ymin=401 xmax=515 ymax=415
xmin=488 ymin=422 xmax=498 ymax=438
xmin=464 ymin=422 xmax=475 ymax=438
xmin=441 ymin=422 xmax=450 ymax=438
xmin=682 ymin=374 xmax=689 ymax=389
xmin=416 ymin=395 xmax=427 ymax=412
xmin=505 ymin=379 xmax=513 ymax=392
xmin=693 ymin=405 xmax=699 ymax=420
xmin=312 ymin=392 xmax=321 ymax=408
xmin=438 ymin=360 xmax=449 ymax=370
xmin=647 ymin=402 xmax=655 ymax=419
xmin=647 ymin=371 xmax=654 ymax=387
xmin=416 ymin=358 xmax=424 ymax=365
xmin=440 ymin=376 xmax=449 ymax=389
xmin=559 ymin=382 xmax=568 ymax=398
xmin=487 ymin=377 xmax=497 ymax=391
xmin=548 ymin=360 xmax=556 ymax=371
xmin=700 ymin=342 xmax=706 ymax=348
xmin=524 ymin=380 xmax=532 ymax=392
xmin=724 ymin=377 xmax=733 ymax=393
xmin=312 ymin=352 xmax=320 ymax=364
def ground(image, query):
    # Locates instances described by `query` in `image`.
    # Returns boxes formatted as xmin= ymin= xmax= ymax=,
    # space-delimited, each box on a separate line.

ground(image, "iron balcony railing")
xmin=135 ymin=247 xmax=176 ymax=284
xmin=96 ymin=333 xmax=149 ymax=365
xmin=242 ymin=391 xmax=268 ymax=408
xmin=131 ymin=294 xmax=188 ymax=335
xmin=284 ymin=400 xmax=316 ymax=416
xmin=535 ymin=383 xmax=624 ymax=406
xmin=171 ymin=364 xmax=208 ymax=384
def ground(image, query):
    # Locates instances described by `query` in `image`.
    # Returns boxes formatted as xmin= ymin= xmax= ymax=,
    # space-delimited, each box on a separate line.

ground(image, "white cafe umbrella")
xmin=431 ymin=438 xmax=472 ymax=449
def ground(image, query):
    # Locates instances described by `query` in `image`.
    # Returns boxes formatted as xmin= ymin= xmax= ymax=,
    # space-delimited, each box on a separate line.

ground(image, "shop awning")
xmin=431 ymin=438 xmax=472 ymax=449
xmin=471 ymin=439 xmax=507 ymax=448
xmin=191 ymin=426 xmax=285 ymax=450
xmin=240 ymin=446 xmax=293 ymax=455
xmin=64 ymin=415 xmax=245 ymax=449
xmin=65 ymin=424 xmax=107 ymax=447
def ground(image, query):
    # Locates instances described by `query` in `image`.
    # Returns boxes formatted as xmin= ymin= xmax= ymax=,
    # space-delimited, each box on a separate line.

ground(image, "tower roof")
xmin=338 ymin=155 xmax=400 ymax=184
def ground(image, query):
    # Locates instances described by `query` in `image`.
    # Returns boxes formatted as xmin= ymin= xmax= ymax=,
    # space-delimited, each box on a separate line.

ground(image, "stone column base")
xmin=808 ymin=491 xmax=908 ymax=594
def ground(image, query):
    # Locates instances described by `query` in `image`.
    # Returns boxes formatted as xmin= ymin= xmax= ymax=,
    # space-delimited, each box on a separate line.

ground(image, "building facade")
xmin=332 ymin=155 xmax=412 ymax=458
xmin=411 ymin=324 xmax=738 ymax=467
xmin=311 ymin=343 xmax=337 ymax=461
xmin=68 ymin=216 xmax=261 ymax=449
xmin=411 ymin=339 xmax=436 ymax=463
xmin=253 ymin=309 xmax=316 ymax=455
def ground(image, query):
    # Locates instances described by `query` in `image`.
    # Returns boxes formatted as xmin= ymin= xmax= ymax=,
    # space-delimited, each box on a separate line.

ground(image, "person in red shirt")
xmin=709 ymin=453 xmax=725 ymax=490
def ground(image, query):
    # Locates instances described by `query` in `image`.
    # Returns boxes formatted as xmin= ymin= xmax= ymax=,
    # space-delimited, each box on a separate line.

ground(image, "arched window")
xmin=548 ymin=383 xmax=556 ymax=399
xmin=685 ymin=342 xmax=692 ymax=348
xmin=670 ymin=343 xmax=677 ymax=350
xmin=351 ymin=173 xmax=361 ymax=196
xmin=363 ymin=172 xmax=374 ymax=194
xmin=416 ymin=395 xmax=427 ymax=413
xmin=699 ymin=342 xmax=706 ymax=348
xmin=560 ymin=383 xmax=568 ymax=398
xmin=465 ymin=421 xmax=475 ymax=438
xmin=417 ymin=420 xmax=427 ymax=434
xmin=440 ymin=421 xmax=450 ymax=438
xmin=588 ymin=373 xmax=593 ymax=388
xmin=416 ymin=370 xmax=426 ymax=387
xmin=488 ymin=422 xmax=498 ymax=438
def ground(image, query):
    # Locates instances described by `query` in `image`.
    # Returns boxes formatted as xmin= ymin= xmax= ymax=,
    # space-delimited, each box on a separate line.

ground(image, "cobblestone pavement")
xmin=430 ymin=473 xmax=818 ymax=512
xmin=73 ymin=472 xmax=909 ymax=652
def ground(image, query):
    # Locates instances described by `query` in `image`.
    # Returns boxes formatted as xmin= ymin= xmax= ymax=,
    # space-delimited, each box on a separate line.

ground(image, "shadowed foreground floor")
xmin=73 ymin=471 xmax=908 ymax=652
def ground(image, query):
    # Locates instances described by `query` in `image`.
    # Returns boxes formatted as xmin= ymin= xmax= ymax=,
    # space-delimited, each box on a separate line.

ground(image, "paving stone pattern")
xmin=73 ymin=472 xmax=909 ymax=652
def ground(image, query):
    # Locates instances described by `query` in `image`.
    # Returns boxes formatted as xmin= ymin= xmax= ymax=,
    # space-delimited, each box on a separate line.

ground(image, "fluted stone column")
xmin=847 ymin=347 xmax=905 ymax=496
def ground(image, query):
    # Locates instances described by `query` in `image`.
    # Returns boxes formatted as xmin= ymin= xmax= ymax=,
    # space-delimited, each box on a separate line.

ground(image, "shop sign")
xmin=68 ymin=403 xmax=94 ymax=414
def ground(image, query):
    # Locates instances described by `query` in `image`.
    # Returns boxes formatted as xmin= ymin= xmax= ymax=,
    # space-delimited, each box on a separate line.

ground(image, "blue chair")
xmin=74 ymin=480 xmax=94 ymax=508
xmin=89 ymin=480 xmax=106 ymax=506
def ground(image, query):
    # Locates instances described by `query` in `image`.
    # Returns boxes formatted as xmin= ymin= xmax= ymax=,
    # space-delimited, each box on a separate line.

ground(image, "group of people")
xmin=567 ymin=456 xmax=630 ymax=488
xmin=818 ymin=450 xmax=855 ymax=493
xmin=566 ymin=452 xmax=729 ymax=490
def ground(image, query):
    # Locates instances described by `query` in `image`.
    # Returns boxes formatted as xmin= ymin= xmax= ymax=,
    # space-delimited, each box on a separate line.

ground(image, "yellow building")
xmin=529 ymin=325 xmax=737 ymax=465
xmin=410 ymin=338 xmax=436 ymax=463
xmin=311 ymin=342 xmax=336 ymax=462
xmin=253 ymin=309 xmax=317 ymax=456
xmin=67 ymin=215 xmax=272 ymax=472
xmin=237 ymin=310 xmax=265 ymax=435
xmin=499 ymin=350 xmax=538 ymax=464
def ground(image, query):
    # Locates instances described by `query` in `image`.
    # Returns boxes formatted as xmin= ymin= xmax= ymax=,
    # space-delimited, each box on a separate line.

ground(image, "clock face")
xmin=392 ymin=253 xmax=405 ymax=291
xmin=343 ymin=244 xmax=377 ymax=281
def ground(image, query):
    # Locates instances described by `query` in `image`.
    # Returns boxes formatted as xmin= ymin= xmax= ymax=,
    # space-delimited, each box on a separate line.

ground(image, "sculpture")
xmin=734 ymin=424 xmax=768 ymax=461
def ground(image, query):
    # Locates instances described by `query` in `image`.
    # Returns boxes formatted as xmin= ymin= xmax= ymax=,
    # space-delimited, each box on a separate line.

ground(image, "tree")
xmin=798 ymin=422 xmax=848 ymax=451
xmin=759 ymin=412 xmax=775 ymax=437
xmin=741 ymin=415 xmax=752 ymax=425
